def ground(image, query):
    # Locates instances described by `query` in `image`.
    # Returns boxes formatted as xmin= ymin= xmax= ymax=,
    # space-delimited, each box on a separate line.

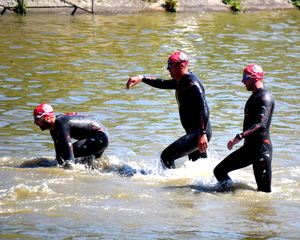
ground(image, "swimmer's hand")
xmin=126 ymin=75 xmax=143 ymax=89
xmin=227 ymin=136 xmax=241 ymax=150
xmin=198 ymin=134 xmax=208 ymax=153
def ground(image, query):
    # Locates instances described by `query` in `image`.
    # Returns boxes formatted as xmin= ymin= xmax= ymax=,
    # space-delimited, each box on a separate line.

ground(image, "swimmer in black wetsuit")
xmin=33 ymin=103 xmax=109 ymax=168
xmin=126 ymin=51 xmax=212 ymax=169
xmin=213 ymin=64 xmax=275 ymax=192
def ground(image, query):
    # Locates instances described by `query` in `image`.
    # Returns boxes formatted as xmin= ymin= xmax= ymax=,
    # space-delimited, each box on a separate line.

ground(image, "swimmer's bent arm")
xmin=51 ymin=130 xmax=65 ymax=164
xmin=197 ymin=90 xmax=210 ymax=153
xmin=241 ymin=96 xmax=273 ymax=139
xmin=228 ymin=92 xmax=274 ymax=150
xmin=51 ymin=126 xmax=75 ymax=164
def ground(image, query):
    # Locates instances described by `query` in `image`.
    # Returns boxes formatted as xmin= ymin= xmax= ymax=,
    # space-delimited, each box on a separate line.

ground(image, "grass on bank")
xmin=291 ymin=0 xmax=300 ymax=9
xmin=222 ymin=0 xmax=243 ymax=12
xmin=12 ymin=0 xmax=27 ymax=14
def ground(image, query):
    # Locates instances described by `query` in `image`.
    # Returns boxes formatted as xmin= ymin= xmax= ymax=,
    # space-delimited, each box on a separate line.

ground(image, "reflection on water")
xmin=0 ymin=10 xmax=300 ymax=239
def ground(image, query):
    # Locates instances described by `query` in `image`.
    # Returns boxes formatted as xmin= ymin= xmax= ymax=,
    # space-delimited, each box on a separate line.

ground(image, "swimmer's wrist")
xmin=236 ymin=134 xmax=243 ymax=140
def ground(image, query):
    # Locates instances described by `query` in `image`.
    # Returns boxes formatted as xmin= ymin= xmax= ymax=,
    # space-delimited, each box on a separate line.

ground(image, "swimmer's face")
xmin=242 ymin=77 xmax=256 ymax=91
xmin=167 ymin=62 xmax=187 ymax=81
xmin=34 ymin=116 xmax=51 ymax=131
xmin=167 ymin=62 xmax=180 ymax=79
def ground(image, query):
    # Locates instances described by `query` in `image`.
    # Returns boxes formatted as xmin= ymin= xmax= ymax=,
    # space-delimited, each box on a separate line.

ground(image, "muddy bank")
xmin=0 ymin=0 xmax=295 ymax=14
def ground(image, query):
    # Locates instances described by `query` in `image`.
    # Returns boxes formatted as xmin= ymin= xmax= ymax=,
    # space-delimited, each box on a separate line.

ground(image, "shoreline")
xmin=0 ymin=0 xmax=296 ymax=15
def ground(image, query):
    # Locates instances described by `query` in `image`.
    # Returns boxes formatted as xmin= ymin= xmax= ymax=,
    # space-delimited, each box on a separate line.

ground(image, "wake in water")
xmin=102 ymin=153 xmax=257 ymax=193
xmin=14 ymin=152 xmax=256 ymax=193
xmin=20 ymin=157 xmax=58 ymax=168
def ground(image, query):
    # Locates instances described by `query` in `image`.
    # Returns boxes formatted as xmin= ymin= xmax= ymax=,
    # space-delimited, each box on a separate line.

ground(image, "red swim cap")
xmin=243 ymin=64 xmax=264 ymax=80
xmin=33 ymin=103 xmax=54 ymax=118
xmin=168 ymin=51 xmax=189 ymax=65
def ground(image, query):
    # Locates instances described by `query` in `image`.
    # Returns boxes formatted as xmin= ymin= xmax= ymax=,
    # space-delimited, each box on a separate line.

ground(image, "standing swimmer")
xmin=213 ymin=64 xmax=275 ymax=192
xmin=33 ymin=103 xmax=109 ymax=169
xmin=126 ymin=51 xmax=212 ymax=169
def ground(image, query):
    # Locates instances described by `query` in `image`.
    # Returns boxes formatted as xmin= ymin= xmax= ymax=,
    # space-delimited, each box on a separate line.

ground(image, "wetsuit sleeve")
xmin=192 ymin=83 xmax=210 ymax=135
xmin=53 ymin=121 xmax=75 ymax=162
xmin=50 ymin=130 xmax=64 ymax=164
xmin=200 ymin=92 xmax=210 ymax=135
xmin=142 ymin=77 xmax=177 ymax=89
xmin=240 ymin=92 xmax=274 ymax=139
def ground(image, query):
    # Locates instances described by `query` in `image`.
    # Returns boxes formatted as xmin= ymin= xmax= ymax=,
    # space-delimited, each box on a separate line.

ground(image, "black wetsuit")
xmin=142 ymin=71 xmax=212 ymax=169
xmin=50 ymin=113 xmax=109 ymax=165
xmin=214 ymin=87 xmax=275 ymax=192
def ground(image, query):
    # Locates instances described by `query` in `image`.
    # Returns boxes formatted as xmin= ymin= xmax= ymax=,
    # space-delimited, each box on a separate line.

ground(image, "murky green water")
xmin=0 ymin=10 xmax=300 ymax=239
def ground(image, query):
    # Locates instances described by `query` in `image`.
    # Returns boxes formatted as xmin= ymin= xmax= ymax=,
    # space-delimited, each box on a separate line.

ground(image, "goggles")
xmin=34 ymin=113 xmax=47 ymax=121
xmin=242 ymin=72 xmax=263 ymax=81
xmin=242 ymin=75 xmax=252 ymax=81
xmin=243 ymin=70 xmax=264 ymax=81
xmin=167 ymin=60 xmax=188 ymax=69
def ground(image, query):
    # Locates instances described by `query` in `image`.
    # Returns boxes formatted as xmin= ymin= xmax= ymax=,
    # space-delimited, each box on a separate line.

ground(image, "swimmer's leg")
xmin=188 ymin=150 xmax=207 ymax=161
xmin=216 ymin=180 xmax=234 ymax=192
xmin=72 ymin=132 xmax=108 ymax=167
xmin=253 ymin=150 xmax=272 ymax=193
xmin=73 ymin=132 xmax=108 ymax=158
xmin=161 ymin=132 xmax=199 ymax=169
xmin=214 ymin=145 xmax=252 ymax=182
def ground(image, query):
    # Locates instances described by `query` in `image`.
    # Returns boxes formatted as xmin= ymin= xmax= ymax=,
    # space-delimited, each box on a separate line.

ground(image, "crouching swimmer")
xmin=33 ymin=103 xmax=109 ymax=169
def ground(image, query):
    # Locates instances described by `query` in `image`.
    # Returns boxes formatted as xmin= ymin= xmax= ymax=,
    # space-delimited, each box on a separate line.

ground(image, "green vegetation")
xmin=12 ymin=0 xmax=27 ymax=14
xmin=222 ymin=0 xmax=243 ymax=12
xmin=162 ymin=0 xmax=177 ymax=12
xmin=222 ymin=0 xmax=231 ymax=4
xmin=291 ymin=0 xmax=300 ymax=9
